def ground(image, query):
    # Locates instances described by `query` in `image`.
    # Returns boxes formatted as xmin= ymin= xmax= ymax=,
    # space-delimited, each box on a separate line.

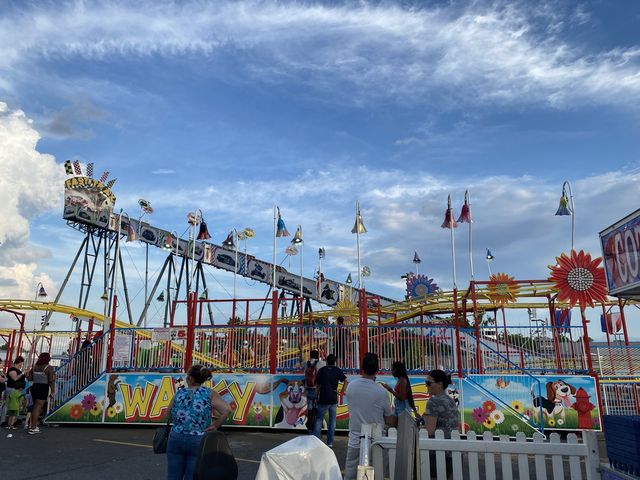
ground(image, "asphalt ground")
xmin=0 ymin=424 xmax=349 ymax=480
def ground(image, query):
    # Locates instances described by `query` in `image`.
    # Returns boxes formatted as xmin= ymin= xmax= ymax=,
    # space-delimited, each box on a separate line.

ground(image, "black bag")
xmin=153 ymin=424 xmax=171 ymax=454
xmin=194 ymin=430 xmax=238 ymax=480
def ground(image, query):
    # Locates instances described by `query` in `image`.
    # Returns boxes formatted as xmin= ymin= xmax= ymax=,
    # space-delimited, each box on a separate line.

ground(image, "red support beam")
xmin=453 ymin=288 xmax=463 ymax=378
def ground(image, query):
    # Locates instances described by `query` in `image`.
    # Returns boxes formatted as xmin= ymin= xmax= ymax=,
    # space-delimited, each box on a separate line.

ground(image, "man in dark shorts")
xmin=312 ymin=354 xmax=348 ymax=447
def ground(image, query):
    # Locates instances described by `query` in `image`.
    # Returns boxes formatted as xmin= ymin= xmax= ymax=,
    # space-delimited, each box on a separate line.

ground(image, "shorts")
xmin=7 ymin=410 xmax=18 ymax=417
xmin=31 ymin=384 xmax=50 ymax=401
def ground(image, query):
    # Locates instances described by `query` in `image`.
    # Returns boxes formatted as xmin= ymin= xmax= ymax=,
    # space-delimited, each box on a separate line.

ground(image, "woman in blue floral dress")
xmin=166 ymin=365 xmax=232 ymax=479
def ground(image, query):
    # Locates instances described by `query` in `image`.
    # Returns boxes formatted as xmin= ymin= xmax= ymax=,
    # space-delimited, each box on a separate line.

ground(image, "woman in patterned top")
xmin=166 ymin=365 xmax=232 ymax=480
xmin=423 ymin=369 xmax=458 ymax=438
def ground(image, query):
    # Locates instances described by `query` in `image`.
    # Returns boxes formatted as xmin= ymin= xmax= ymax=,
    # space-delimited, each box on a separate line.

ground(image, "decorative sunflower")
xmin=69 ymin=404 xmax=84 ymax=420
xmin=548 ymin=250 xmax=607 ymax=309
xmin=90 ymin=403 xmax=102 ymax=416
xmin=547 ymin=418 xmax=556 ymax=427
xmin=107 ymin=406 xmax=117 ymax=418
xmin=487 ymin=273 xmax=519 ymax=306
xmin=406 ymin=275 xmax=439 ymax=299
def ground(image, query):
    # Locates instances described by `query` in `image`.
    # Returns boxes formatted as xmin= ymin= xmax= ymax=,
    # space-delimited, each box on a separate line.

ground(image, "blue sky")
xmin=0 ymin=0 xmax=639 ymax=338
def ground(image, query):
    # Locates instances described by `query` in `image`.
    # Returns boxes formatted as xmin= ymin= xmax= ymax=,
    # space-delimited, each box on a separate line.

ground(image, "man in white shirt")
xmin=344 ymin=352 xmax=397 ymax=480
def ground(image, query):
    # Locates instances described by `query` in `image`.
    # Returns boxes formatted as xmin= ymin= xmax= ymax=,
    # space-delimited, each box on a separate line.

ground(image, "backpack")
xmin=304 ymin=361 xmax=317 ymax=387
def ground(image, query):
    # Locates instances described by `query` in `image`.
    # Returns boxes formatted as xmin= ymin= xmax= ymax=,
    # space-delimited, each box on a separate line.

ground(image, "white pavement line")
xmin=93 ymin=438 xmax=261 ymax=464
xmin=94 ymin=438 xmax=152 ymax=448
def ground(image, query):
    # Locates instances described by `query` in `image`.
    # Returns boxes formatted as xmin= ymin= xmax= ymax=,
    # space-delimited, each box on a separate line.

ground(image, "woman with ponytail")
xmin=166 ymin=365 xmax=232 ymax=480
xmin=382 ymin=361 xmax=416 ymax=416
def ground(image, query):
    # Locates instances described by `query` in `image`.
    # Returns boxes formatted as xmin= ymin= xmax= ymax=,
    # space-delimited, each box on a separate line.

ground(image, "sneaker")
xmin=10 ymin=426 xmax=17 ymax=430
xmin=327 ymin=444 xmax=333 ymax=448
xmin=28 ymin=428 xmax=41 ymax=435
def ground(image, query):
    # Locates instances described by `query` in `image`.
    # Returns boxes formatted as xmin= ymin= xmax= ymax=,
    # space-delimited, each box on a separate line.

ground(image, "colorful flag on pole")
xmin=64 ymin=160 xmax=73 ymax=175
xmin=554 ymin=309 xmax=571 ymax=333
xmin=106 ymin=178 xmax=117 ymax=189
xmin=99 ymin=171 xmax=110 ymax=183
xmin=600 ymin=313 xmax=622 ymax=334
xmin=86 ymin=162 xmax=94 ymax=178
xmin=73 ymin=160 xmax=82 ymax=175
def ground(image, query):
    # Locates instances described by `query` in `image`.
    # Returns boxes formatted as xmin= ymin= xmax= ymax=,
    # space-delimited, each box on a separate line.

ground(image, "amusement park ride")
xmin=0 ymin=163 xmax=639 ymax=434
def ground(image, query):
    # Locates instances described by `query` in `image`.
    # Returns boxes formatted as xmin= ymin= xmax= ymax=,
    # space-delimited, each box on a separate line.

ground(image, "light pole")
xmin=222 ymin=230 xmax=238 ymax=300
xmin=138 ymin=199 xmax=153 ymax=328
xmin=274 ymin=207 xmax=290 ymax=289
xmin=485 ymin=249 xmax=494 ymax=276
xmin=351 ymin=201 xmax=367 ymax=290
xmin=345 ymin=273 xmax=353 ymax=302
xmin=291 ymin=226 xmax=304 ymax=305
xmin=457 ymin=190 xmax=473 ymax=280
xmin=35 ymin=282 xmax=48 ymax=330
xmin=555 ymin=181 xmax=576 ymax=252
xmin=188 ymin=209 xmax=208 ymax=292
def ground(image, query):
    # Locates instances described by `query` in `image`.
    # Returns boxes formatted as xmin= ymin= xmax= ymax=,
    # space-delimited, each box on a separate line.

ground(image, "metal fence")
xmin=595 ymin=346 xmax=640 ymax=376
xmin=600 ymin=380 xmax=640 ymax=415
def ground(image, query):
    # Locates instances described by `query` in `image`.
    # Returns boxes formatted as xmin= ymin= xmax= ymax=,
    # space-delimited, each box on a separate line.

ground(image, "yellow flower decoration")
xmin=547 ymin=419 xmax=556 ymax=427
xmin=487 ymin=273 xmax=520 ymax=306
xmin=483 ymin=418 xmax=496 ymax=429
xmin=106 ymin=406 xmax=117 ymax=418
xmin=510 ymin=400 xmax=524 ymax=414
xmin=90 ymin=403 xmax=102 ymax=416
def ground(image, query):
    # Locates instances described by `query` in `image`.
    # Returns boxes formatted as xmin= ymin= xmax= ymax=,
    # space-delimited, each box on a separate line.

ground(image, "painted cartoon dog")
xmin=531 ymin=380 xmax=576 ymax=426
xmin=255 ymin=378 xmax=307 ymax=428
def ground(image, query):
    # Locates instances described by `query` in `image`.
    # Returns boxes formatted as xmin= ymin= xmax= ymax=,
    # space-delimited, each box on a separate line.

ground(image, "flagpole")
xmin=300 ymin=225 xmax=304 ymax=309
xmin=272 ymin=206 xmax=277 ymax=290
xmin=356 ymin=202 xmax=362 ymax=290
xmin=466 ymin=191 xmax=474 ymax=280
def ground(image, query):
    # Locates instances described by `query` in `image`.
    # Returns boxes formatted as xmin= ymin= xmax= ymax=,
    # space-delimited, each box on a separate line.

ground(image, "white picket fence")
xmin=362 ymin=424 xmax=601 ymax=480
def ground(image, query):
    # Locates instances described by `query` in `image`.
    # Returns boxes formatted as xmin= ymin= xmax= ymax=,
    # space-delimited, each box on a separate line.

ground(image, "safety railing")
xmin=366 ymin=325 xmax=456 ymax=373
xmin=599 ymin=380 xmax=640 ymax=415
xmin=109 ymin=328 xmax=184 ymax=371
xmin=595 ymin=346 xmax=640 ymax=376
xmin=49 ymin=334 xmax=105 ymax=413
xmin=193 ymin=325 xmax=271 ymax=372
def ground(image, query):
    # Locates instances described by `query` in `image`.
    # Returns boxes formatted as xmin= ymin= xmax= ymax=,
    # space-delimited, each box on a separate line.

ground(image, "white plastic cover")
xmin=255 ymin=435 xmax=343 ymax=480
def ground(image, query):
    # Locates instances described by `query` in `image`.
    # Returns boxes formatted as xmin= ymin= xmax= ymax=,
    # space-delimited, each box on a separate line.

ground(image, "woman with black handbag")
xmin=164 ymin=365 xmax=232 ymax=480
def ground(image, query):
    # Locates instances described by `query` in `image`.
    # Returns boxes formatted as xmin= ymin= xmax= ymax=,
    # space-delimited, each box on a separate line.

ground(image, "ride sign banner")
xmin=600 ymin=209 xmax=640 ymax=298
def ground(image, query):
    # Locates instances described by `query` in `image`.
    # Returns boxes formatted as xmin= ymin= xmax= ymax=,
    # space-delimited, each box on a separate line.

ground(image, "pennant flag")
xmin=86 ymin=162 xmax=94 ymax=178
xmin=600 ymin=313 xmax=622 ymax=334
xmin=457 ymin=190 xmax=472 ymax=223
xmin=73 ymin=160 xmax=82 ymax=175
xmin=554 ymin=309 xmax=571 ymax=333
xmin=276 ymin=207 xmax=290 ymax=237
xmin=413 ymin=252 xmax=421 ymax=264
xmin=64 ymin=160 xmax=73 ymax=175
xmin=351 ymin=201 xmax=367 ymax=234
xmin=99 ymin=171 xmax=110 ymax=183
xmin=106 ymin=178 xmax=117 ymax=189
xmin=441 ymin=195 xmax=458 ymax=229
xmin=197 ymin=220 xmax=211 ymax=240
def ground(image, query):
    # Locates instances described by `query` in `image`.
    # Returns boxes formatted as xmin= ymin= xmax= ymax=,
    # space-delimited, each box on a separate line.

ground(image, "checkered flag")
xmin=86 ymin=162 xmax=94 ymax=178
xmin=64 ymin=160 xmax=73 ymax=175
xmin=73 ymin=160 xmax=82 ymax=175
xmin=106 ymin=178 xmax=117 ymax=189
xmin=99 ymin=171 xmax=110 ymax=183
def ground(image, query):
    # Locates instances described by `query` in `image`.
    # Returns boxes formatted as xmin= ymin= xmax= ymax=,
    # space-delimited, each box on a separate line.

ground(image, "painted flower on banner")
xmin=511 ymin=401 xmax=524 ymax=414
xmin=490 ymin=410 xmax=505 ymax=424
xmin=482 ymin=400 xmax=496 ymax=413
xmin=548 ymin=250 xmax=607 ymax=309
xmin=114 ymin=403 xmax=123 ymax=414
xmin=81 ymin=393 xmax=97 ymax=411
xmin=471 ymin=407 xmax=488 ymax=424
xmin=483 ymin=418 xmax=496 ymax=429
xmin=511 ymin=424 xmax=520 ymax=432
xmin=547 ymin=419 xmax=556 ymax=427
xmin=70 ymin=404 xmax=83 ymax=419
xmin=457 ymin=422 xmax=470 ymax=433
xmin=107 ymin=406 xmax=117 ymax=418
xmin=487 ymin=273 xmax=519 ymax=306
xmin=557 ymin=418 xmax=564 ymax=426
xmin=90 ymin=403 xmax=102 ymax=416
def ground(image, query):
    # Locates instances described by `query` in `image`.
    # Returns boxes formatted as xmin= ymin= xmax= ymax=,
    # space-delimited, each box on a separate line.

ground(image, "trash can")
xmin=603 ymin=415 xmax=640 ymax=477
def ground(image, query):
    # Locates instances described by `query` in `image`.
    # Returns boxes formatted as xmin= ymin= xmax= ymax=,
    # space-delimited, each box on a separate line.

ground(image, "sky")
xmin=0 ymin=0 xmax=639 ymax=338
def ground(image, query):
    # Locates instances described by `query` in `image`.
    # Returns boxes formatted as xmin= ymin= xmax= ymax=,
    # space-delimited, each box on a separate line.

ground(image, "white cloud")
xmin=0 ymin=102 xmax=64 ymax=304
xmin=152 ymin=169 xmax=176 ymax=175
xmin=0 ymin=1 xmax=638 ymax=109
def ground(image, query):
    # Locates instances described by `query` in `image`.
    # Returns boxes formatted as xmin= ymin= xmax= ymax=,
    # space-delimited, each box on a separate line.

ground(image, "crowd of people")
xmin=0 ymin=353 xmax=56 ymax=435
